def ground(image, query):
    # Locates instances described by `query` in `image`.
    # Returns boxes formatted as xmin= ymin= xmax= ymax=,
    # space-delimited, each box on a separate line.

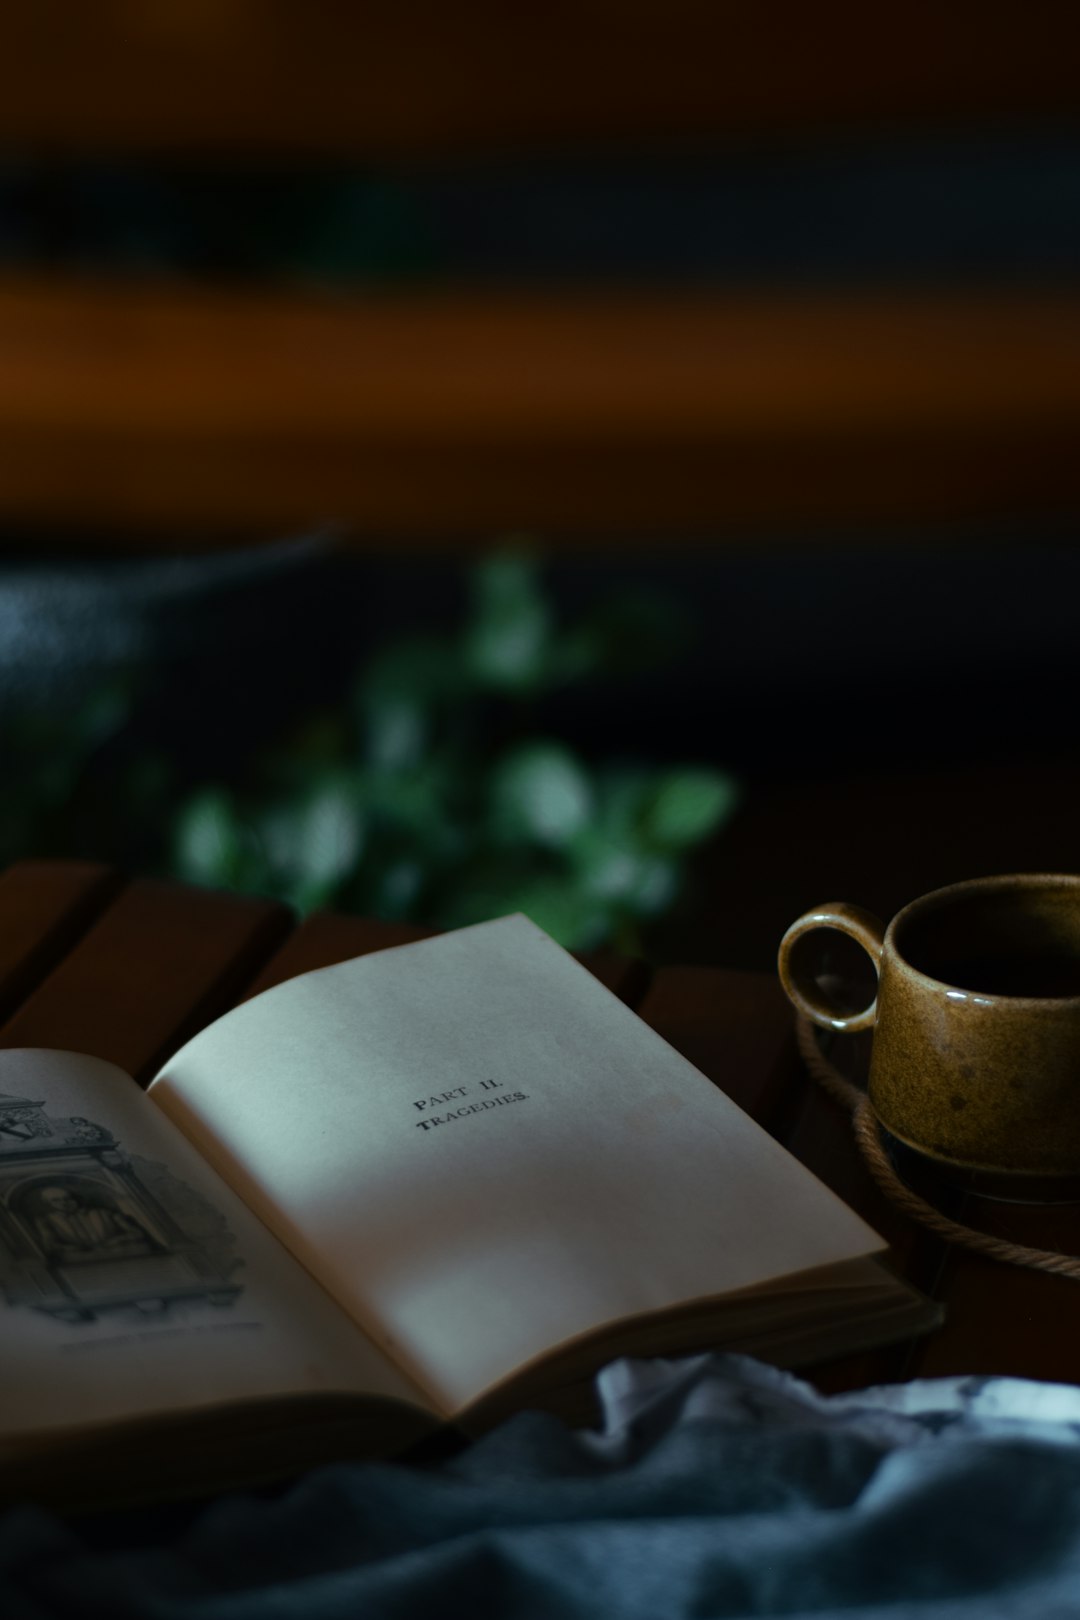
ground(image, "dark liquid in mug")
xmin=931 ymin=951 xmax=1080 ymax=998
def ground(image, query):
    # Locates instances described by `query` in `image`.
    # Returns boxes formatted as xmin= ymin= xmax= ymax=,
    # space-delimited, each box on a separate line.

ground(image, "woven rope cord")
xmin=795 ymin=1013 xmax=1080 ymax=1281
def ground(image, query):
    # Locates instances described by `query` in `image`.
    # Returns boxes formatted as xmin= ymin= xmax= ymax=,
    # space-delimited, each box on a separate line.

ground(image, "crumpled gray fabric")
xmin=5 ymin=1352 xmax=1080 ymax=1619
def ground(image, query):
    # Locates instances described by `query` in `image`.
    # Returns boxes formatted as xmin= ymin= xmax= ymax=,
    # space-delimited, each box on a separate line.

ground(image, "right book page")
xmin=149 ymin=916 xmax=884 ymax=1414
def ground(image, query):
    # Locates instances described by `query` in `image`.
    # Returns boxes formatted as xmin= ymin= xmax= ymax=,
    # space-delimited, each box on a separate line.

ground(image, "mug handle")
xmin=777 ymin=902 xmax=885 ymax=1033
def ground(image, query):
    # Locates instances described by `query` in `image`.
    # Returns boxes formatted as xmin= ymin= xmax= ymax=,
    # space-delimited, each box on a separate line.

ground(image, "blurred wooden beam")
xmin=1 ymin=279 xmax=1079 ymax=545
xmin=1 ymin=2 xmax=1078 ymax=159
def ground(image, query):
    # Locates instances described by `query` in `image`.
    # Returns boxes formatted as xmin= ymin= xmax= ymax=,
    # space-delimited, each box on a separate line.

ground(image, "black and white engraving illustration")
xmin=0 ymin=1092 xmax=243 ymax=1324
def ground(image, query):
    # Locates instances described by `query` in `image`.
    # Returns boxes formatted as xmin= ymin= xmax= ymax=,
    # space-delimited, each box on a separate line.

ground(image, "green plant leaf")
xmin=570 ymin=829 xmax=679 ymax=915
xmin=359 ymin=635 xmax=464 ymax=764
xmin=173 ymin=789 xmax=246 ymax=887
xmin=624 ymin=852 xmax=679 ymax=915
xmin=368 ymin=857 xmax=425 ymax=918
xmin=293 ymin=778 xmax=366 ymax=892
xmin=253 ymin=803 xmax=304 ymax=876
xmin=465 ymin=551 xmax=552 ymax=691
xmin=491 ymin=743 xmax=594 ymax=848
xmin=3 ymin=546 xmax=740 ymax=956
xmin=438 ymin=865 xmax=609 ymax=951
xmin=641 ymin=771 xmax=739 ymax=849
xmin=569 ymin=830 xmax=644 ymax=901
xmin=507 ymin=881 xmax=610 ymax=950
xmin=594 ymin=770 xmax=654 ymax=837
xmin=366 ymin=693 xmax=427 ymax=771
xmin=248 ymin=779 xmax=365 ymax=911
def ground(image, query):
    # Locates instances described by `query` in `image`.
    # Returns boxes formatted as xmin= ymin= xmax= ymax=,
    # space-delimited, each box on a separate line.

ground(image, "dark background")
xmin=3 ymin=2 xmax=1079 ymax=969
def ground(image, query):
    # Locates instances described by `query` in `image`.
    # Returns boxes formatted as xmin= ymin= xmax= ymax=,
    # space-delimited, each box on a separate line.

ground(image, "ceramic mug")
xmin=777 ymin=874 xmax=1080 ymax=1184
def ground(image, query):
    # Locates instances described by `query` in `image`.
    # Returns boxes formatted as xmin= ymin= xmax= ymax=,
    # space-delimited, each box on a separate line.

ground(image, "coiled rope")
xmin=795 ymin=1013 xmax=1080 ymax=1281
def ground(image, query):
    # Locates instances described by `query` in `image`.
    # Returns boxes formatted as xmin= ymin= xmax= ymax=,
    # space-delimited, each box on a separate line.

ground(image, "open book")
xmin=0 ymin=915 xmax=937 ymax=1507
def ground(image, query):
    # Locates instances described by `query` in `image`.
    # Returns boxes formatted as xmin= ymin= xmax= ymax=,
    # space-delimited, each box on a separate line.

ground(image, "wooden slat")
xmin=637 ymin=966 xmax=798 ymax=1130
xmin=786 ymin=1092 xmax=943 ymax=1391
xmin=0 ymin=879 xmax=291 ymax=1082
xmin=243 ymin=910 xmax=650 ymax=1006
xmin=906 ymin=1193 xmax=1080 ymax=1383
xmin=786 ymin=1092 xmax=922 ymax=1261
xmin=1 ymin=3 xmax=1076 ymax=158
xmin=578 ymin=951 xmax=652 ymax=1008
xmin=777 ymin=1032 xmax=945 ymax=1391
xmin=3 ymin=282 xmax=1080 ymax=541
xmin=243 ymin=913 xmax=436 ymax=999
xmin=0 ymin=860 xmax=122 ymax=1023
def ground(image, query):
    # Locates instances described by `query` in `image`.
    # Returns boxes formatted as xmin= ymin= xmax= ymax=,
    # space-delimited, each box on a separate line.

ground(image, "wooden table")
xmin=3 ymin=857 xmax=1079 ymax=1397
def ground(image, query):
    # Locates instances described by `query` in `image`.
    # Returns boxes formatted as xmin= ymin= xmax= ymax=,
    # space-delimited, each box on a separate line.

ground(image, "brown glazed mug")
xmin=778 ymin=874 xmax=1080 ymax=1186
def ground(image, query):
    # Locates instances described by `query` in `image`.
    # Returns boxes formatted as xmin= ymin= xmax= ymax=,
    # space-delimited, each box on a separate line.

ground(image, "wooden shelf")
xmin=3 ymin=280 xmax=1080 ymax=544
xmin=3 ymin=2 xmax=1078 ymax=158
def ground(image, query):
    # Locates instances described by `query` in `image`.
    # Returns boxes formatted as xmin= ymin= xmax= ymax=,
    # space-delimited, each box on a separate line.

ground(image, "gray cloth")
xmin=5 ymin=1352 xmax=1080 ymax=1618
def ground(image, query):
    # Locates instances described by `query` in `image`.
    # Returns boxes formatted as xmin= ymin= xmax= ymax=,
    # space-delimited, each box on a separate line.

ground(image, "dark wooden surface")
xmin=3 ymin=857 xmax=1079 ymax=1395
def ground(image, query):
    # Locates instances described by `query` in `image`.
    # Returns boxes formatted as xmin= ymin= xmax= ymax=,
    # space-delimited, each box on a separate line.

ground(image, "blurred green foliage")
xmin=1 ymin=556 xmax=737 ymax=951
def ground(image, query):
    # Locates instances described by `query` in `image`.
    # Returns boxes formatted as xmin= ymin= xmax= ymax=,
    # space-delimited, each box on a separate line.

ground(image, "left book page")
xmin=0 ymin=1048 xmax=433 ymax=1448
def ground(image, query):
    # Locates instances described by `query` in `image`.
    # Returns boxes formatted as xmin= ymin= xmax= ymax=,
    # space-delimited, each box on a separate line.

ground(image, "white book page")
xmin=0 ymin=1050 xmax=430 ymax=1441
xmin=151 ymin=916 xmax=882 ymax=1414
